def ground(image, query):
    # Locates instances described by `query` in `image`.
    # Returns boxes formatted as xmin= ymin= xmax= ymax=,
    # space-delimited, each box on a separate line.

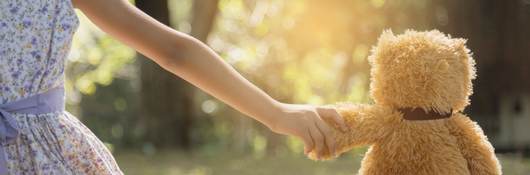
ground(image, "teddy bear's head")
xmin=368 ymin=30 xmax=476 ymax=114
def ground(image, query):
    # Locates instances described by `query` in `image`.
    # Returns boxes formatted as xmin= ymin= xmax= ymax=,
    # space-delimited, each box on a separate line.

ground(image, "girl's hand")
xmin=266 ymin=103 xmax=347 ymax=159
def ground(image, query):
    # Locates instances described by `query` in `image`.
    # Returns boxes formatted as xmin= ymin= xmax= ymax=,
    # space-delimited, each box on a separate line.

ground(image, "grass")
xmin=115 ymin=150 xmax=530 ymax=175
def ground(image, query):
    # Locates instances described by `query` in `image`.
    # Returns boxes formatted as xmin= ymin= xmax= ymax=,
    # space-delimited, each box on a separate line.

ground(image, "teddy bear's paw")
xmin=307 ymin=150 xmax=338 ymax=161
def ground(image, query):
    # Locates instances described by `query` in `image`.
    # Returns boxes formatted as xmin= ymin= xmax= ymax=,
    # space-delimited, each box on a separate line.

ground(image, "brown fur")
xmin=309 ymin=30 xmax=501 ymax=175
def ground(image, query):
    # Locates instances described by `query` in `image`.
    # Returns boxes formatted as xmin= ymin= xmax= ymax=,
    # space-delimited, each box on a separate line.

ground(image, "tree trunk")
xmin=190 ymin=0 xmax=219 ymax=42
xmin=136 ymin=0 xmax=194 ymax=149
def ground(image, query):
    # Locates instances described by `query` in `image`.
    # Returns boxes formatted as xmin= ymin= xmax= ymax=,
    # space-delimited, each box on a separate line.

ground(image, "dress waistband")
xmin=0 ymin=86 xmax=65 ymax=174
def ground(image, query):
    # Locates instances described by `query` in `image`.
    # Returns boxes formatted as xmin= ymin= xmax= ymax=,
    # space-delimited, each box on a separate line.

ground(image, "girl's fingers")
xmin=302 ymin=131 xmax=314 ymax=155
xmin=317 ymin=107 xmax=348 ymax=132
xmin=309 ymin=121 xmax=325 ymax=159
xmin=315 ymin=118 xmax=336 ymax=157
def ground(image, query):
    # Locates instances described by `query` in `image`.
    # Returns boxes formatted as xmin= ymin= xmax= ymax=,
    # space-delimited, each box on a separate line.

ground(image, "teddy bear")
xmin=309 ymin=30 xmax=501 ymax=175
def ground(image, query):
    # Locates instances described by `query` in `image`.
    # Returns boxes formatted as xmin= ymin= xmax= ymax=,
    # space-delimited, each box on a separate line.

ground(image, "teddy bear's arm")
xmin=449 ymin=114 xmax=501 ymax=175
xmin=309 ymin=104 xmax=394 ymax=160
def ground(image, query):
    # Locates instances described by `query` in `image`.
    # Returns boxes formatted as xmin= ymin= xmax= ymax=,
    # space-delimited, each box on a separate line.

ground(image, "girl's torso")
xmin=0 ymin=0 xmax=79 ymax=104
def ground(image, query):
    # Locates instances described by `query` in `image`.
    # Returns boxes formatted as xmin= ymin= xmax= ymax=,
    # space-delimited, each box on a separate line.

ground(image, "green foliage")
xmin=65 ymin=12 xmax=139 ymax=149
xmin=204 ymin=0 xmax=436 ymax=153
xmin=66 ymin=13 xmax=136 ymax=96
xmin=68 ymin=0 xmax=441 ymax=156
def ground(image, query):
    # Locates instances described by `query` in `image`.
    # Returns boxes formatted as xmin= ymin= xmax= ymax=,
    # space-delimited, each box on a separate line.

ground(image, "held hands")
xmin=265 ymin=103 xmax=347 ymax=160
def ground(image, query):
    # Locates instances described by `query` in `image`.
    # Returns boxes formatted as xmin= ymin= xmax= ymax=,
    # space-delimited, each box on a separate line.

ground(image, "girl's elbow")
xmin=153 ymin=37 xmax=191 ymax=70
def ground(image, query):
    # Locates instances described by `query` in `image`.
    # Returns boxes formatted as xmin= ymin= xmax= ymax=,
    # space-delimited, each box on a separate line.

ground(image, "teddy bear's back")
xmin=360 ymin=112 xmax=471 ymax=175
xmin=352 ymin=106 xmax=499 ymax=175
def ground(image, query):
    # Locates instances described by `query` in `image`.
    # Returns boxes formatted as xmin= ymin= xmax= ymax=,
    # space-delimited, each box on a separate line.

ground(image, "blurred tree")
xmin=68 ymin=0 xmax=529 ymax=154
xmin=429 ymin=0 xmax=530 ymax=150
xmin=136 ymin=0 xmax=195 ymax=149
xmin=190 ymin=0 xmax=219 ymax=41
xmin=136 ymin=0 xmax=219 ymax=150
xmin=67 ymin=12 xmax=138 ymax=149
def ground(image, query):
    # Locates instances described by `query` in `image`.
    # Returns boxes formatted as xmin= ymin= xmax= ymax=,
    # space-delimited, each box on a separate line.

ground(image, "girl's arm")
xmin=73 ymin=0 xmax=346 ymax=158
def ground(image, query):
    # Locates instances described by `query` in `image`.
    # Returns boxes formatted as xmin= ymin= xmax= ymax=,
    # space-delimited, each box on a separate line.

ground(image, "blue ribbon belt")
xmin=0 ymin=87 xmax=65 ymax=174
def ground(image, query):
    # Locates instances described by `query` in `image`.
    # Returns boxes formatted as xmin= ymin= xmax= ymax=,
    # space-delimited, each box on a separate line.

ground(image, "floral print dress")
xmin=0 ymin=0 xmax=122 ymax=174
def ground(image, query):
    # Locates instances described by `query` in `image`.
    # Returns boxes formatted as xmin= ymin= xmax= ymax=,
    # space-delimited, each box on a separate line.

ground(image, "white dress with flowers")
xmin=0 ymin=0 xmax=123 ymax=174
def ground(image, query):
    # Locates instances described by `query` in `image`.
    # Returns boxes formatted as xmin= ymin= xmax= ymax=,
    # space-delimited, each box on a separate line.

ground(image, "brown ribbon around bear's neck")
xmin=398 ymin=108 xmax=452 ymax=120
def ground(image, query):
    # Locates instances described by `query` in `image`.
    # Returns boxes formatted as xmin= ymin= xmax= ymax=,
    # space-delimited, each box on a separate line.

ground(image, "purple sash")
xmin=0 ymin=87 xmax=65 ymax=174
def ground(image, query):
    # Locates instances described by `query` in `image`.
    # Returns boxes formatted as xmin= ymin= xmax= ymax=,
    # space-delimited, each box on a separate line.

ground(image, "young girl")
xmin=0 ymin=0 xmax=346 ymax=174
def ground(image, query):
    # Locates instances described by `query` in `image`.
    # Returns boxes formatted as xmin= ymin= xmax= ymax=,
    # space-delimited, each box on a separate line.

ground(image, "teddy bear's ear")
xmin=453 ymin=38 xmax=467 ymax=50
xmin=369 ymin=29 xmax=396 ymax=64
xmin=452 ymin=38 xmax=471 ymax=60
xmin=377 ymin=29 xmax=396 ymax=46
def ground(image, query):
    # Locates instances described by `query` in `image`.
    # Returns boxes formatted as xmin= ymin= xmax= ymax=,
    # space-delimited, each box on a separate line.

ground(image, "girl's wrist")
xmin=261 ymin=101 xmax=286 ymax=132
